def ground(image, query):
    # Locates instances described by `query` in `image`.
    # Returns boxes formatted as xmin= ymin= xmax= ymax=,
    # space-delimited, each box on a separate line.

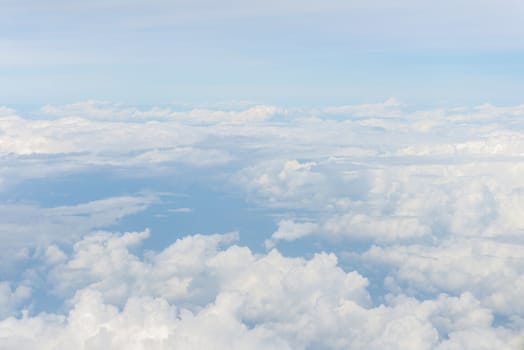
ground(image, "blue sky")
xmin=1 ymin=2 xmax=524 ymax=349
xmin=2 ymin=0 xmax=524 ymax=106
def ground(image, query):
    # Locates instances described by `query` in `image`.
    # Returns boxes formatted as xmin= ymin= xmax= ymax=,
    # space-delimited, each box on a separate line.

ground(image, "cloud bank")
xmin=1 ymin=100 xmax=524 ymax=348
xmin=1 ymin=231 xmax=521 ymax=350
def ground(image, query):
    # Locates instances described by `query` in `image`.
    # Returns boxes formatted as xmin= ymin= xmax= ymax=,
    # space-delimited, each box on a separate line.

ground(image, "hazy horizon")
xmin=1 ymin=1 xmax=524 ymax=349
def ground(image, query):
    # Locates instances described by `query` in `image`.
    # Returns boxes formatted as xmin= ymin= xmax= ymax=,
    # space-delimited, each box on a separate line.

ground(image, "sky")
xmin=1 ymin=1 xmax=524 ymax=349
xmin=2 ymin=0 xmax=524 ymax=106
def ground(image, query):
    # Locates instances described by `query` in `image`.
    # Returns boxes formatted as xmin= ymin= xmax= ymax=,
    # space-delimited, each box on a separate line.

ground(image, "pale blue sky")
xmin=2 ymin=0 xmax=524 ymax=106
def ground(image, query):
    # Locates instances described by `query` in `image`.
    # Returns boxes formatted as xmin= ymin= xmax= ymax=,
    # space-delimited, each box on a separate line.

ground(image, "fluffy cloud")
xmin=261 ymin=160 xmax=523 ymax=245
xmin=265 ymin=219 xmax=319 ymax=248
xmin=362 ymin=237 xmax=524 ymax=319
xmin=0 ymin=102 xmax=289 ymax=191
xmin=2 ymin=100 xmax=524 ymax=347
xmin=0 ymin=196 xmax=154 ymax=270
xmin=0 ymin=282 xmax=31 ymax=319
xmin=1 ymin=231 xmax=521 ymax=349
xmin=239 ymin=160 xmax=330 ymax=208
xmin=46 ymin=230 xmax=369 ymax=310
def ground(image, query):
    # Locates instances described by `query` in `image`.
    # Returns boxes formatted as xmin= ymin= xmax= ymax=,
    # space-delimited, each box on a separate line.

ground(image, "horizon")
xmin=1 ymin=1 xmax=524 ymax=349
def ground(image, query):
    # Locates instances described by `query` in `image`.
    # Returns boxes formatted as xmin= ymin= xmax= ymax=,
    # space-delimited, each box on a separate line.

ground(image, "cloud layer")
xmin=1 ymin=100 xmax=524 ymax=348
xmin=2 ymin=231 xmax=521 ymax=350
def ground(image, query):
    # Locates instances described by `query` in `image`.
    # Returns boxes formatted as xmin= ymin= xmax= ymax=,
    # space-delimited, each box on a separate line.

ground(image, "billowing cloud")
xmin=2 ymin=100 xmax=524 ymax=347
xmin=362 ymin=237 xmax=524 ymax=318
xmin=1 ymin=231 xmax=522 ymax=349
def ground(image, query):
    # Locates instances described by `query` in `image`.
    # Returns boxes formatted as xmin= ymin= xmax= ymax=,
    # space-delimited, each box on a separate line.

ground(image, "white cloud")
xmin=322 ymin=213 xmax=430 ymax=242
xmin=44 ymin=245 xmax=68 ymax=265
xmin=0 ymin=231 xmax=521 ymax=349
xmin=268 ymin=214 xmax=430 ymax=247
xmin=0 ymin=196 xmax=154 ymax=269
xmin=265 ymin=219 xmax=318 ymax=248
xmin=2 ymin=100 xmax=524 ymax=347
xmin=167 ymin=207 xmax=192 ymax=213
xmin=3 ymin=102 xmax=524 ymax=246
xmin=0 ymin=282 xmax=31 ymax=319
xmin=324 ymin=98 xmax=402 ymax=118
xmin=47 ymin=230 xmax=370 ymax=310
xmin=362 ymin=237 xmax=524 ymax=318
xmin=238 ymin=159 xmax=330 ymax=208
xmin=40 ymin=101 xmax=282 ymax=124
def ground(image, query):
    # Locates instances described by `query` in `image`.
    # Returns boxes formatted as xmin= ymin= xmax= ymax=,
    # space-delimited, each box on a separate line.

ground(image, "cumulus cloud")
xmin=0 ymin=103 xmax=290 ymax=191
xmin=0 ymin=196 xmax=154 ymax=269
xmin=2 ymin=100 xmax=524 ymax=347
xmin=238 ymin=159 xmax=331 ymax=208
xmin=2 ymin=231 xmax=522 ymax=349
xmin=265 ymin=219 xmax=318 ymax=248
xmin=361 ymin=237 xmax=524 ymax=319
